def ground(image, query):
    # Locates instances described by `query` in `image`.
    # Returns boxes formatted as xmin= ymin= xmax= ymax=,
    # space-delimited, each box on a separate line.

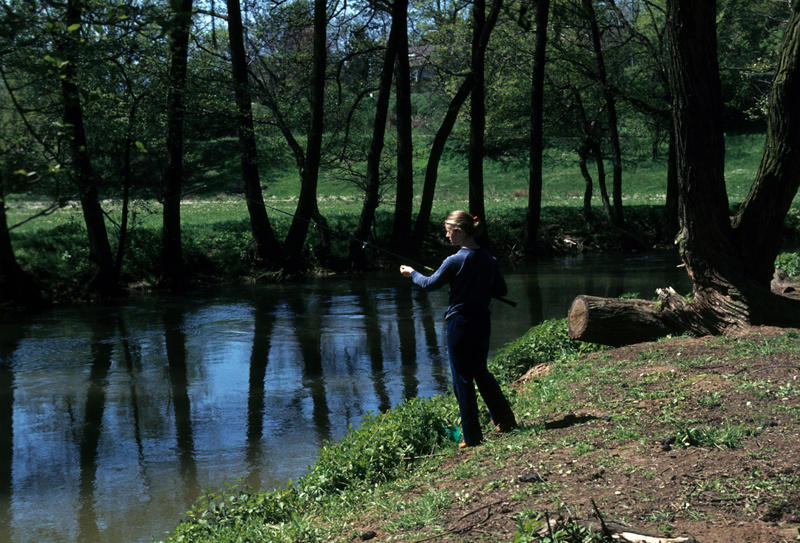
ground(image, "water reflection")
xmin=0 ymin=252 xmax=692 ymax=543
xmin=77 ymin=316 xmax=115 ymax=543
xmin=245 ymin=293 xmax=274 ymax=461
xmin=163 ymin=306 xmax=199 ymax=505
xmin=1 ymin=329 xmax=15 ymax=542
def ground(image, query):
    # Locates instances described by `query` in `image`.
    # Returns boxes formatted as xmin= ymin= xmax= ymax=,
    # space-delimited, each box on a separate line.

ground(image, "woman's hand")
xmin=399 ymin=265 xmax=414 ymax=277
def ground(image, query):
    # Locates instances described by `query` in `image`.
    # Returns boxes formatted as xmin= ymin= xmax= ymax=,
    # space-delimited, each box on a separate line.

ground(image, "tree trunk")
xmin=733 ymin=0 xmax=800 ymax=285
xmin=584 ymin=0 xmax=623 ymax=226
xmin=160 ymin=0 xmax=194 ymax=288
xmin=525 ymin=0 xmax=550 ymax=254
xmin=391 ymin=0 xmax=413 ymax=255
xmin=470 ymin=0 xmax=505 ymax=245
xmin=576 ymin=144 xmax=593 ymax=221
xmin=468 ymin=0 xmax=487 ymax=231
xmin=569 ymin=0 xmax=800 ymax=346
xmin=410 ymin=75 xmax=475 ymax=251
xmin=114 ymin=99 xmax=136 ymax=278
xmin=349 ymin=1 xmax=402 ymax=267
xmin=569 ymin=294 xmax=681 ymax=346
xmin=572 ymin=86 xmax=614 ymax=224
xmin=227 ymin=0 xmax=282 ymax=265
xmin=0 ymin=173 xmax=41 ymax=309
xmin=409 ymin=0 xmax=501 ymax=252
xmin=590 ymin=136 xmax=613 ymax=223
xmin=664 ymin=124 xmax=679 ymax=243
xmin=667 ymin=0 xmax=759 ymax=333
xmin=61 ymin=0 xmax=117 ymax=297
xmin=284 ymin=0 xmax=328 ymax=269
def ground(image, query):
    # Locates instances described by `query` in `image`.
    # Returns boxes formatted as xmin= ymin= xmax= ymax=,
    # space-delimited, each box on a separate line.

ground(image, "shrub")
xmin=490 ymin=318 xmax=603 ymax=384
xmin=298 ymin=395 xmax=458 ymax=501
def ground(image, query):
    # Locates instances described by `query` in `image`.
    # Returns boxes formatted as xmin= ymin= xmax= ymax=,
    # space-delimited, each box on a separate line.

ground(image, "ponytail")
xmin=445 ymin=210 xmax=484 ymax=237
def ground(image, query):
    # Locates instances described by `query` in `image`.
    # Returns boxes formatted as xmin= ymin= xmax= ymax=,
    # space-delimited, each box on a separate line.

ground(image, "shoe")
xmin=494 ymin=421 xmax=518 ymax=433
xmin=458 ymin=440 xmax=481 ymax=449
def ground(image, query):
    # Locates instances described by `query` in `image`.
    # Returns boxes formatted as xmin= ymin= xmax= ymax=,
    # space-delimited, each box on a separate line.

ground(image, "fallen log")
xmin=569 ymin=268 xmax=800 ymax=347
xmin=568 ymin=294 xmax=677 ymax=346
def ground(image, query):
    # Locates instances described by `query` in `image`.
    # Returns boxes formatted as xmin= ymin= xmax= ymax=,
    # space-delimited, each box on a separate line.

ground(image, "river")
xmin=0 ymin=251 xmax=692 ymax=543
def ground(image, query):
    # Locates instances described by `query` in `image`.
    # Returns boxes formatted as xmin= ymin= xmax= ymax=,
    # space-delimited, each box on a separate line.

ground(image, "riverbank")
xmin=8 ymin=202 xmax=800 ymax=309
xmin=160 ymin=321 xmax=800 ymax=543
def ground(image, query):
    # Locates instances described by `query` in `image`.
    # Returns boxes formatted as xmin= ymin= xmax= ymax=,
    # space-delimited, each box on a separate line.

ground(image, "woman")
xmin=400 ymin=210 xmax=516 ymax=447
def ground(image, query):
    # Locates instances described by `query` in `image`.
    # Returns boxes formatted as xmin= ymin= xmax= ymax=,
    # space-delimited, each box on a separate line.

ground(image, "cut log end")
xmin=568 ymin=295 xmax=590 ymax=338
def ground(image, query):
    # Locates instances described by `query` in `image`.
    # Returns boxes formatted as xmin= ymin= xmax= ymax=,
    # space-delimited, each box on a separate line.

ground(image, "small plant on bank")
xmin=671 ymin=422 xmax=760 ymax=449
xmin=489 ymin=319 xmax=604 ymax=384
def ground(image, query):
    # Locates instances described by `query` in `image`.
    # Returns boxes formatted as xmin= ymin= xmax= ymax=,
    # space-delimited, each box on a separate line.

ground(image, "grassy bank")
xmin=9 ymin=199 xmax=800 ymax=306
xmin=6 ymin=132 xmax=790 ymax=304
xmin=5 ymin=203 xmax=683 ymax=302
xmin=157 ymin=316 xmax=800 ymax=543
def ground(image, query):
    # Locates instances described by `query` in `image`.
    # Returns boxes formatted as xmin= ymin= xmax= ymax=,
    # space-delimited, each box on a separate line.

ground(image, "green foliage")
xmin=12 ymin=218 xmax=92 ymax=297
xmin=717 ymin=0 xmax=792 ymax=124
xmin=490 ymin=319 xmax=604 ymax=384
xmin=298 ymin=395 xmax=457 ymax=501
xmin=182 ymin=219 xmax=256 ymax=279
xmin=119 ymin=226 xmax=160 ymax=282
xmin=169 ymin=482 xmax=299 ymax=542
xmin=381 ymin=488 xmax=454 ymax=531
xmin=775 ymin=252 xmax=800 ymax=277
xmin=783 ymin=206 xmax=800 ymax=237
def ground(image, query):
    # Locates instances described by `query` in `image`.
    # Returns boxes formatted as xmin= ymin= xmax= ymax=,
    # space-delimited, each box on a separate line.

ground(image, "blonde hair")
xmin=445 ymin=210 xmax=484 ymax=237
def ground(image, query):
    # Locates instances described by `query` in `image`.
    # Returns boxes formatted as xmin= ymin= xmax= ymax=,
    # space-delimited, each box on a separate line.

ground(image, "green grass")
xmin=5 ymin=132 xmax=770 ymax=235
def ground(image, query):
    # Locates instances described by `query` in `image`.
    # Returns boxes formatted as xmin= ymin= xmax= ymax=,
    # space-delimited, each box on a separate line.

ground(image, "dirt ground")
xmin=353 ymin=327 xmax=800 ymax=543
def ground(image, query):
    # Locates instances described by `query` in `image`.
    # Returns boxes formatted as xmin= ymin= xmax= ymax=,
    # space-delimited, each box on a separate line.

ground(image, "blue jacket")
xmin=410 ymin=247 xmax=508 ymax=320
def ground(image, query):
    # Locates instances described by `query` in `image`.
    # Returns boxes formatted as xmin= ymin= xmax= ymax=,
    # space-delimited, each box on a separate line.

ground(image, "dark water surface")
xmin=0 ymin=252 xmax=691 ymax=543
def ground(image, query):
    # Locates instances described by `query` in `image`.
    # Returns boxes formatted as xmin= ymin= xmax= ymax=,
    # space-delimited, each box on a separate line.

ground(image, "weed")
xmin=671 ymin=422 xmax=760 ymax=449
xmin=698 ymin=391 xmax=724 ymax=407
xmin=451 ymin=462 xmax=483 ymax=480
xmin=641 ymin=509 xmax=673 ymax=523
xmin=512 ymin=512 xmax=607 ymax=543
xmin=571 ymin=441 xmax=596 ymax=456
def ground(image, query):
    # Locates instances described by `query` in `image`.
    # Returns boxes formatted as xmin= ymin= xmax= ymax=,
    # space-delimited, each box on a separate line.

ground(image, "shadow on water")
xmin=0 ymin=251 xmax=693 ymax=543
xmin=290 ymin=288 xmax=333 ymax=445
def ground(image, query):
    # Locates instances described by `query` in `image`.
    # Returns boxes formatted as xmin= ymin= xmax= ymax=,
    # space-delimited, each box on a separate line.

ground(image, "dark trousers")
xmin=446 ymin=313 xmax=515 ymax=444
